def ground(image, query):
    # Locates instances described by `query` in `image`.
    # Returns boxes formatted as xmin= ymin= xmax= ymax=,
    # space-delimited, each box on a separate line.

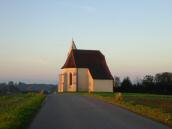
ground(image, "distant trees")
xmin=113 ymin=76 xmax=120 ymax=92
xmin=118 ymin=76 xmax=140 ymax=93
xmin=142 ymin=75 xmax=154 ymax=87
xmin=114 ymin=76 xmax=120 ymax=87
xmin=8 ymin=81 xmax=14 ymax=86
xmin=0 ymin=81 xmax=19 ymax=95
xmin=121 ymin=77 xmax=132 ymax=90
xmin=0 ymin=81 xmax=57 ymax=95
xmin=154 ymin=72 xmax=172 ymax=93
xmin=115 ymin=72 xmax=172 ymax=94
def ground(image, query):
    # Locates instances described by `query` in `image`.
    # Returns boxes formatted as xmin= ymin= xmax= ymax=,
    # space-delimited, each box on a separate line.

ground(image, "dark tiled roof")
xmin=61 ymin=49 xmax=113 ymax=80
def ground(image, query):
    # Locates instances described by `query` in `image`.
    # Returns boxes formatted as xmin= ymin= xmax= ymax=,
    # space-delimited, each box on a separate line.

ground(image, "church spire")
xmin=68 ymin=38 xmax=77 ymax=55
xmin=71 ymin=38 xmax=77 ymax=50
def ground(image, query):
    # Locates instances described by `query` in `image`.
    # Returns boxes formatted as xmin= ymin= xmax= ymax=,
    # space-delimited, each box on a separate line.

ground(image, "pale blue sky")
xmin=0 ymin=0 xmax=172 ymax=84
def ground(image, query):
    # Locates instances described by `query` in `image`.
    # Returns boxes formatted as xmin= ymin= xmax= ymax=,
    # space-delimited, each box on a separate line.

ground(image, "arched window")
xmin=69 ymin=73 xmax=72 ymax=85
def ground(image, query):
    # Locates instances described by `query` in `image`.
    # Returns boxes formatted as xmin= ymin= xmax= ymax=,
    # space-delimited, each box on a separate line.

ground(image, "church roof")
xmin=61 ymin=49 xmax=113 ymax=80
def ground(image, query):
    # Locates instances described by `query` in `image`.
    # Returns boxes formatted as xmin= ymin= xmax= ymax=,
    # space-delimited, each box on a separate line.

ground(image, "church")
xmin=58 ymin=40 xmax=114 ymax=92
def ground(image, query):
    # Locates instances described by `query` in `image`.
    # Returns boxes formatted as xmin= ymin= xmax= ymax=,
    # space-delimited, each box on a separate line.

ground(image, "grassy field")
xmin=0 ymin=93 xmax=46 ymax=129
xmin=81 ymin=92 xmax=172 ymax=127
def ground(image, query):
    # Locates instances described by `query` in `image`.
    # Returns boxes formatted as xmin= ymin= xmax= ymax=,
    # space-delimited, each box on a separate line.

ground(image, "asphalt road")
xmin=28 ymin=94 xmax=171 ymax=129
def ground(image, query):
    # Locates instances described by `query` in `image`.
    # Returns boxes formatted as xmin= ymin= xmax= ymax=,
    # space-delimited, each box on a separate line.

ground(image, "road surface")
xmin=28 ymin=94 xmax=171 ymax=129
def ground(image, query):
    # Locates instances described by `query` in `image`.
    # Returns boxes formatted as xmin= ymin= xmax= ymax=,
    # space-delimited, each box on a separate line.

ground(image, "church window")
xmin=69 ymin=73 xmax=72 ymax=85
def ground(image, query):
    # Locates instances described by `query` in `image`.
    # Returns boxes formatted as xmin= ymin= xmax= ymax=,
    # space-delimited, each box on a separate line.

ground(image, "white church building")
xmin=58 ymin=40 xmax=114 ymax=92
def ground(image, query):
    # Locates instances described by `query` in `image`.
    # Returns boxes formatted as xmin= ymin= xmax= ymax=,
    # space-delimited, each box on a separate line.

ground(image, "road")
xmin=28 ymin=93 xmax=171 ymax=129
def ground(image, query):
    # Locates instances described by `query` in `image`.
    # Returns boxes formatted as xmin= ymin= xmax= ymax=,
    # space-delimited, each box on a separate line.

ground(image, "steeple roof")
xmin=68 ymin=38 xmax=77 ymax=55
xmin=71 ymin=38 xmax=77 ymax=49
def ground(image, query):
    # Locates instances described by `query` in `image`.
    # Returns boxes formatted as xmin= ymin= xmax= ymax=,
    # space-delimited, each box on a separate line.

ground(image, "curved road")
xmin=28 ymin=94 xmax=171 ymax=129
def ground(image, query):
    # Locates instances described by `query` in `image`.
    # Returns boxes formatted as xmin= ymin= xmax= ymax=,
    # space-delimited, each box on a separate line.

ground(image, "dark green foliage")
xmin=143 ymin=75 xmax=154 ymax=87
xmin=116 ymin=72 xmax=172 ymax=94
xmin=114 ymin=76 xmax=120 ymax=87
xmin=121 ymin=77 xmax=132 ymax=88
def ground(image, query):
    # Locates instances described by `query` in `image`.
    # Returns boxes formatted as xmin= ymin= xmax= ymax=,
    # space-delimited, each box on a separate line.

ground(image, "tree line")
xmin=0 ymin=81 xmax=57 ymax=95
xmin=114 ymin=72 xmax=172 ymax=94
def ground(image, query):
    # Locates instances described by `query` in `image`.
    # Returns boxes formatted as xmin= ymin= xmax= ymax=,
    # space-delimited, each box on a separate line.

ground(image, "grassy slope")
xmin=0 ymin=93 xmax=46 ymax=129
xmin=81 ymin=92 xmax=172 ymax=127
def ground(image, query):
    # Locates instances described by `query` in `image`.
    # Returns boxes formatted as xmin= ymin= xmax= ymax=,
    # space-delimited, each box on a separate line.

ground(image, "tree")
xmin=155 ymin=72 xmax=172 ymax=84
xmin=142 ymin=75 xmax=154 ymax=87
xmin=155 ymin=72 xmax=172 ymax=93
xmin=18 ymin=82 xmax=26 ymax=86
xmin=114 ymin=76 xmax=120 ymax=87
xmin=121 ymin=77 xmax=132 ymax=91
xmin=8 ymin=81 xmax=14 ymax=86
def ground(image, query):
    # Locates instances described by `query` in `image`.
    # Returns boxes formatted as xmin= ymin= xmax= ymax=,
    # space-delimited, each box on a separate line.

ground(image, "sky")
xmin=0 ymin=0 xmax=172 ymax=84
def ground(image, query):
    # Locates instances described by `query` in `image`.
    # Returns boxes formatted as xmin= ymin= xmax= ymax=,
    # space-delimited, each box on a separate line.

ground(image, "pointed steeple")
xmin=68 ymin=38 xmax=77 ymax=55
xmin=71 ymin=38 xmax=77 ymax=50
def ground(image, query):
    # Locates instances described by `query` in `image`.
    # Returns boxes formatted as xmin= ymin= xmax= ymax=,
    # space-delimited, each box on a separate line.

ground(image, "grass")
xmin=81 ymin=92 xmax=172 ymax=127
xmin=0 ymin=93 xmax=46 ymax=129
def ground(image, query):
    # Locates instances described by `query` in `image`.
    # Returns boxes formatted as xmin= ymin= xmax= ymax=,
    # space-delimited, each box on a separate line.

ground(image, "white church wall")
xmin=93 ymin=80 xmax=113 ymax=92
xmin=87 ymin=70 xmax=94 ymax=92
xmin=59 ymin=68 xmax=77 ymax=92
xmin=77 ymin=68 xmax=89 ymax=91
